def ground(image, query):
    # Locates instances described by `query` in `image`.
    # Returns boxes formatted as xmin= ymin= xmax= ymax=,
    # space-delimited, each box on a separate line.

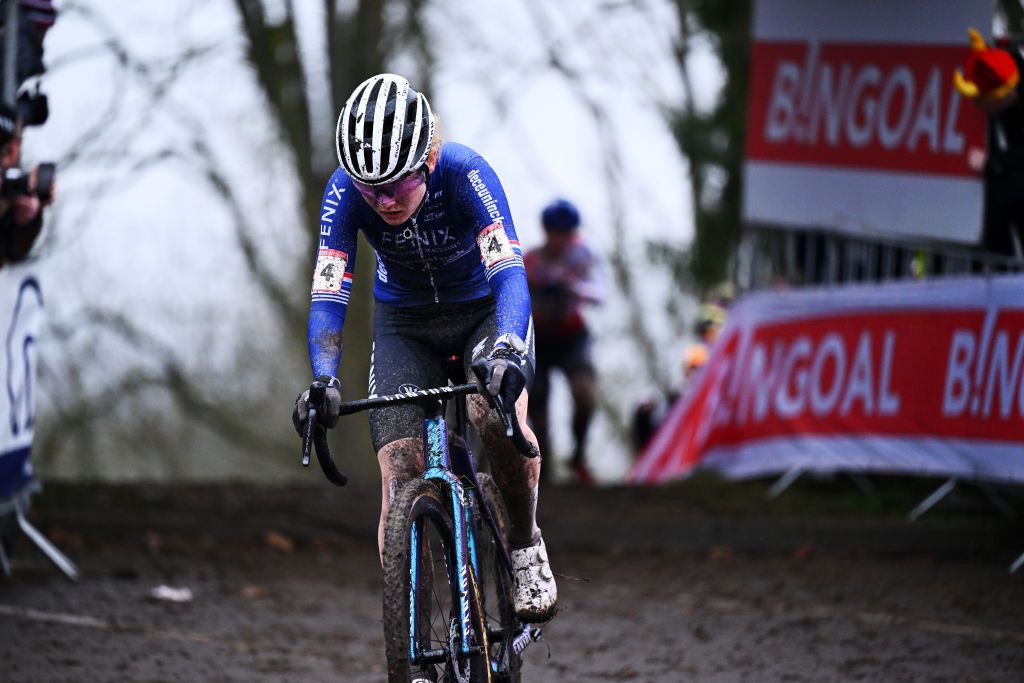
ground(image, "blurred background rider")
xmin=524 ymin=199 xmax=604 ymax=485
xmin=630 ymin=300 xmax=725 ymax=456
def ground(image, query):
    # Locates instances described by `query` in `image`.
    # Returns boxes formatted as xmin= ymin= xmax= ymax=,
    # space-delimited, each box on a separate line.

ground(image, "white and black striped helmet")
xmin=336 ymin=73 xmax=435 ymax=186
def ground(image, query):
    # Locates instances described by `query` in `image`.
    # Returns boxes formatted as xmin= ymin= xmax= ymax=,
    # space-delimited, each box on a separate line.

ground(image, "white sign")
xmin=0 ymin=264 xmax=42 ymax=497
xmin=744 ymin=0 xmax=993 ymax=244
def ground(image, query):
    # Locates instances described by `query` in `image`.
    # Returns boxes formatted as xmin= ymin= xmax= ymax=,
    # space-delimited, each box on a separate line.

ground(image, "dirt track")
xmin=2 ymin=481 xmax=1023 ymax=682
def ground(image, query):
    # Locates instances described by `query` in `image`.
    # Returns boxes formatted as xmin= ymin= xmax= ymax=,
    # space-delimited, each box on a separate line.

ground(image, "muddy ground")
xmin=1 ymin=477 xmax=1023 ymax=682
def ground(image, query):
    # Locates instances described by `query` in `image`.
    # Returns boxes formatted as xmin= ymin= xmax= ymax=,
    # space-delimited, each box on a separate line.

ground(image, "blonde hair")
xmin=429 ymin=112 xmax=443 ymax=160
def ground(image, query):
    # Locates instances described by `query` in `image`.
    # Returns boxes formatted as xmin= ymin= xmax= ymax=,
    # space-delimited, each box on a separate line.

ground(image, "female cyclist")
xmin=293 ymin=73 xmax=557 ymax=623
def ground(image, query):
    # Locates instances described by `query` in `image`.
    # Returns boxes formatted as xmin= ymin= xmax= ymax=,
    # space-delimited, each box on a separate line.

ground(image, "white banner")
xmin=630 ymin=275 xmax=1024 ymax=485
xmin=744 ymin=0 xmax=992 ymax=243
xmin=0 ymin=264 xmax=42 ymax=498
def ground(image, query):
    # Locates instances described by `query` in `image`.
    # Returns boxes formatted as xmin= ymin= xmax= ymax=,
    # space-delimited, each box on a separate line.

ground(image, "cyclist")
xmin=292 ymin=73 xmax=557 ymax=624
xmin=523 ymin=199 xmax=603 ymax=485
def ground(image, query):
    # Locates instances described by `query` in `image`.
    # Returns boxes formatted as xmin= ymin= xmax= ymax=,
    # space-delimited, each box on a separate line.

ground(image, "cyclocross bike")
xmin=300 ymin=358 xmax=543 ymax=682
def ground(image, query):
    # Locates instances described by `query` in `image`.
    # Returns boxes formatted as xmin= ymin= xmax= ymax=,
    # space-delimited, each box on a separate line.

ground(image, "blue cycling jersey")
xmin=307 ymin=142 xmax=533 ymax=378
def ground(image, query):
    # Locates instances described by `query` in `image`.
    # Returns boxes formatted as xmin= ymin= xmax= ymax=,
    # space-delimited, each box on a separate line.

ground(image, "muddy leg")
xmin=469 ymin=391 xmax=542 ymax=548
xmin=376 ymin=437 xmax=424 ymax=561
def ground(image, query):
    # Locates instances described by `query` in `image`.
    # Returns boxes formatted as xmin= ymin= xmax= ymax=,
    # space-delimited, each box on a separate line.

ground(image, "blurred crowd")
xmin=629 ymin=295 xmax=729 ymax=458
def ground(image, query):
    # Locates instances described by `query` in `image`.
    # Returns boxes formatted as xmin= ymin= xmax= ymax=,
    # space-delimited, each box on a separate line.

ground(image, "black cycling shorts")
xmin=368 ymin=296 xmax=536 ymax=452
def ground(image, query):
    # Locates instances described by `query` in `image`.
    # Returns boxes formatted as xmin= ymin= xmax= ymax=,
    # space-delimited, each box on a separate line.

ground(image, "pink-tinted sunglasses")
xmin=352 ymin=169 xmax=426 ymax=204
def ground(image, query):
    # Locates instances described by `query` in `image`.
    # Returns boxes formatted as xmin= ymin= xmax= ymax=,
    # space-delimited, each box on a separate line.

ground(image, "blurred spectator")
xmin=524 ymin=199 xmax=603 ymax=485
xmin=631 ymin=300 xmax=727 ymax=455
xmin=695 ymin=301 xmax=726 ymax=345
xmin=954 ymin=28 xmax=1024 ymax=258
xmin=631 ymin=392 xmax=672 ymax=454
xmin=685 ymin=301 xmax=725 ymax=391
xmin=681 ymin=342 xmax=709 ymax=387
xmin=0 ymin=102 xmax=52 ymax=266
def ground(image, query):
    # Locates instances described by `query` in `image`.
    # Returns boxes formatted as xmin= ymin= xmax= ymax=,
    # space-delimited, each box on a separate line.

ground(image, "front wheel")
xmin=382 ymin=478 xmax=490 ymax=682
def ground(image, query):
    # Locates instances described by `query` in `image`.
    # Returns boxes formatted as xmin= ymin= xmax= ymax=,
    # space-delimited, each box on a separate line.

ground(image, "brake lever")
xmin=493 ymin=394 xmax=515 ymax=438
xmin=494 ymin=394 xmax=540 ymax=458
xmin=301 ymin=381 xmax=328 ymax=468
xmin=472 ymin=363 xmax=538 ymax=457
xmin=302 ymin=407 xmax=318 ymax=467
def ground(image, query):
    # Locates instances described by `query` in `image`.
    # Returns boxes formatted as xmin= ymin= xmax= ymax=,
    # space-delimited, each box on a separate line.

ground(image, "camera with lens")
xmin=1 ymin=162 xmax=54 ymax=203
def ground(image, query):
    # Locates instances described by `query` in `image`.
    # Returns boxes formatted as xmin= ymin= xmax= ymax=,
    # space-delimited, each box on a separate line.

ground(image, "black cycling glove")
xmin=292 ymin=375 xmax=342 ymax=436
xmin=472 ymin=348 xmax=527 ymax=411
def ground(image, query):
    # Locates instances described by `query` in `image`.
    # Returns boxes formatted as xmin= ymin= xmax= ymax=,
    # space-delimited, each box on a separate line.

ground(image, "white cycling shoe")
xmin=511 ymin=537 xmax=558 ymax=622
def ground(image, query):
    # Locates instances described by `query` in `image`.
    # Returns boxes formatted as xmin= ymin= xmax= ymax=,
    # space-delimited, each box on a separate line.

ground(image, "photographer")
xmin=0 ymin=101 xmax=53 ymax=266
xmin=0 ymin=0 xmax=57 ymax=267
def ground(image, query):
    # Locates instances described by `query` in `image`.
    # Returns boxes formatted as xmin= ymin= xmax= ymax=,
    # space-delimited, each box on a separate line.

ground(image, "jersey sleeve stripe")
xmin=484 ymin=255 xmax=525 ymax=281
xmin=312 ymin=292 xmax=351 ymax=304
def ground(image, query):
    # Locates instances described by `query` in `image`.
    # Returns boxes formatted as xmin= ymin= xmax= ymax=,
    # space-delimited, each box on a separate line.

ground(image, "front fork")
xmin=410 ymin=413 xmax=482 ymax=665
xmin=408 ymin=473 xmax=481 ymax=663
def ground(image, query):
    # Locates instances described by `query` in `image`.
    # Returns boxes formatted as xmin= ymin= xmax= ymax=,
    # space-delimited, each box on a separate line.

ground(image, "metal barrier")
xmin=736 ymin=226 xmax=1024 ymax=292
xmin=733 ymin=226 xmax=1024 ymax=572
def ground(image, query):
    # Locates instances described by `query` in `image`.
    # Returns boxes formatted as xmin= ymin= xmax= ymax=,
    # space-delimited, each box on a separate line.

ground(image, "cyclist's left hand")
xmin=472 ymin=349 xmax=526 ymax=410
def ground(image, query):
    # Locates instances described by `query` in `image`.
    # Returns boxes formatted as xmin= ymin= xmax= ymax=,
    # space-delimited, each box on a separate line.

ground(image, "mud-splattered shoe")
xmin=511 ymin=537 xmax=558 ymax=622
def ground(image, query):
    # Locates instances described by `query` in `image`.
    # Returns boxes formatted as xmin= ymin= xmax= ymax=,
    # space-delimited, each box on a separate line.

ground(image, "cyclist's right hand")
xmin=471 ymin=349 xmax=527 ymax=412
xmin=292 ymin=375 xmax=342 ymax=435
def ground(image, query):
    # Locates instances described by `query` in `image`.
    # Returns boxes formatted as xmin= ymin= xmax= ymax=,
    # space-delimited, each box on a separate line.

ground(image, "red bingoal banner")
xmin=743 ymin=0 xmax=993 ymax=244
xmin=630 ymin=276 xmax=1024 ymax=485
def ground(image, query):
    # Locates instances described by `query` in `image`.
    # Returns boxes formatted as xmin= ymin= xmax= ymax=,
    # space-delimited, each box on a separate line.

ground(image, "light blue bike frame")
xmin=409 ymin=412 xmax=482 ymax=663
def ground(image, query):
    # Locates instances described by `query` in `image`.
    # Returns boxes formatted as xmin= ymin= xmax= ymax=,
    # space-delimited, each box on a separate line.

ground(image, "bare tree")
xmin=652 ymin=0 xmax=751 ymax=297
xmin=34 ymin=0 xmax=435 ymax=482
xmin=442 ymin=1 xmax=699 ymax=451
xmin=36 ymin=0 xmax=703 ymax=479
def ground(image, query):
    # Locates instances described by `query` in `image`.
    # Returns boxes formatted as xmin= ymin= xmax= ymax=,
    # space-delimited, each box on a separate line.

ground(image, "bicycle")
xmin=300 ymin=358 xmax=544 ymax=682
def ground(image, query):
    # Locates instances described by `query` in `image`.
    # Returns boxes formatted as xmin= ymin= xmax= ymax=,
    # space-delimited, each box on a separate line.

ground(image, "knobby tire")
xmin=382 ymin=478 xmax=490 ymax=682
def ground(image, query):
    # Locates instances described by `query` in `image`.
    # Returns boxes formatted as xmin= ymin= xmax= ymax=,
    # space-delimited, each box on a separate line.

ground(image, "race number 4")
xmin=312 ymin=248 xmax=349 ymax=293
xmin=477 ymin=222 xmax=514 ymax=268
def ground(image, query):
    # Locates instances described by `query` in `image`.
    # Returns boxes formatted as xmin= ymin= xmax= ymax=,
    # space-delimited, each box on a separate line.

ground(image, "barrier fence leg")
xmin=977 ymin=484 xmax=1017 ymax=521
xmin=847 ymin=473 xmax=877 ymax=497
xmin=15 ymin=504 xmax=79 ymax=582
xmin=907 ymin=478 xmax=957 ymax=522
xmin=767 ymin=466 xmax=803 ymax=499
